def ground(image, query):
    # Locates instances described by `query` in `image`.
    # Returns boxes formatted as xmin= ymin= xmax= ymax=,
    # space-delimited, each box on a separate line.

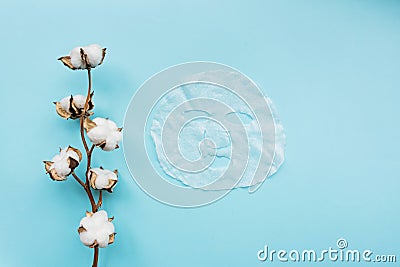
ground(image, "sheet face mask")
xmin=149 ymin=80 xmax=285 ymax=191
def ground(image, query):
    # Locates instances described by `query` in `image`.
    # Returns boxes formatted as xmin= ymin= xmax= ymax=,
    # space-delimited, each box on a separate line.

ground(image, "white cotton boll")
xmin=78 ymin=210 xmax=115 ymax=248
xmin=91 ymin=168 xmax=109 ymax=189
xmin=45 ymin=146 xmax=81 ymax=181
xmin=94 ymin=210 xmax=108 ymax=221
xmin=102 ymin=140 xmax=116 ymax=151
xmin=91 ymin=168 xmax=118 ymax=189
xmin=96 ymin=234 xmax=110 ymax=248
xmin=62 ymin=44 xmax=105 ymax=70
xmin=103 ymin=131 xmax=122 ymax=151
xmin=65 ymin=149 xmax=80 ymax=162
xmin=87 ymin=118 xmax=122 ymax=151
xmin=51 ymin=160 xmax=70 ymax=177
xmin=79 ymin=230 xmax=96 ymax=246
xmin=70 ymin=47 xmax=85 ymax=69
xmin=84 ymin=44 xmax=103 ymax=68
xmin=50 ymin=147 xmax=80 ymax=177
xmin=60 ymin=96 xmax=72 ymax=112
xmin=51 ymin=153 xmax=63 ymax=164
xmin=95 ymin=175 xmax=110 ymax=189
xmin=70 ymin=44 xmax=102 ymax=68
xmin=72 ymin=95 xmax=87 ymax=109
xmin=49 ymin=148 xmax=79 ymax=177
xmin=87 ymin=126 xmax=109 ymax=145
xmin=92 ymin=117 xmax=117 ymax=130
xmin=92 ymin=117 xmax=108 ymax=127
xmin=80 ymin=216 xmax=94 ymax=230
xmin=56 ymin=94 xmax=94 ymax=120
xmin=104 ymin=119 xmax=118 ymax=131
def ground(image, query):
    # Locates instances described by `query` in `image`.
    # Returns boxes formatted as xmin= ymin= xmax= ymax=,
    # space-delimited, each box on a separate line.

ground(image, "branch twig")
xmin=75 ymin=67 xmax=100 ymax=267
xmin=71 ymin=171 xmax=85 ymax=189
xmin=92 ymin=247 xmax=99 ymax=267
xmin=97 ymin=190 xmax=103 ymax=209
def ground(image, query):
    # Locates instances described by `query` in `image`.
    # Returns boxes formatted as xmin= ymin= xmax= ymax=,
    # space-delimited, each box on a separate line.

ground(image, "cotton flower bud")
xmin=44 ymin=146 xmax=82 ymax=181
xmin=84 ymin=117 xmax=122 ymax=151
xmin=58 ymin=44 xmax=106 ymax=70
xmin=54 ymin=93 xmax=94 ymax=119
xmin=78 ymin=210 xmax=115 ymax=248
xmin=89 ymin=167 xmax=118 ymax=192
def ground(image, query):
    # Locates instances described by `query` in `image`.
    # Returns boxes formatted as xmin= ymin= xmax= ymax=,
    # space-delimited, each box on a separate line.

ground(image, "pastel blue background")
xmin=0 ymin=0 xmax=399 ymax=266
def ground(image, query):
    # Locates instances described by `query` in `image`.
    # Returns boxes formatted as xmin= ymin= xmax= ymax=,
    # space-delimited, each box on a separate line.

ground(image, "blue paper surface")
xmin=0 ymin=0 xmax=399 ymax=266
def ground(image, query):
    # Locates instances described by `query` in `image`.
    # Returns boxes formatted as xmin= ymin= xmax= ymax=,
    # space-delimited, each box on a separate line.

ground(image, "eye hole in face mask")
xmin=224 ymin=111 xmax=254 ymax=125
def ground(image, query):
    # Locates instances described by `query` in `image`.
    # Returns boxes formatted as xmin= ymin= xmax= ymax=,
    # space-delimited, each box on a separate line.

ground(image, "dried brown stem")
xmin=79 ymin=68 xmax=92 ymax=153
xmin=75 ymin=67 xmax=100 ymax=267
xmin=97 ymin=190 xmax=103 ymax=209
xmin=73 ymin=170 xmax=96 ymax=211
xmin=80 ymin=117 xmax=89 ymax=153
xmin=78 ymin=69 xmax=97 ymax=212
xmin=84 ymin=68 xmax=92 ymax=113
xmin=84 ymin=144 xmax=96 ymax=210
xmin=92 ymin=247 xmax=99 ymax=267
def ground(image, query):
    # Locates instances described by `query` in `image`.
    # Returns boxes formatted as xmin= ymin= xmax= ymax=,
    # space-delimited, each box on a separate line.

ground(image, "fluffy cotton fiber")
xmin=70 ymin=44 xmax=104 ymax=69
xmin=79 ymin=210 xmax=115 ymax=248
xmin=49 ymin=147 xmax=80 ymax=178
xmin=87 ymin=118 xmax=122 ymax=151
xmin=60 ymin=94 xmax=87 ymax=111
xmin=90 ymin=168 xmax=118 ymax=190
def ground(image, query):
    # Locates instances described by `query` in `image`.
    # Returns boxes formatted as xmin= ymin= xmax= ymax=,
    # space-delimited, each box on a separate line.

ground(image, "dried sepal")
xmin=80 ymin=48 xmax=88 ymax=66
xmin=87 ymin=92 xmax=95 ymax=111
xmin=86 ymin=211 xmax=93 ymax=217
xmin=44 ymin=161 xmax=52 ymax=172
xmin=67 ymin=146 xmax=82 ymax=162
xmin=58 ymin=56 xmax=77 ymax=70
xmin=89 ymin=171 xmax=98 ymax=189
xmin=106 ymin=179 xmax=118 ymax=193
xmin=43 ymin=161 xmax=66 ymax=181
xmin=89 ymin=240 xmax=98 ymax=248
xmin=54 ymin=93 xmax=94 ymax=120
xmin=68 ymin=157 xmax=79 ymax=170
xmin=84 ymin=118 xmax=97 ymax=132
xmin=99 ymin=48 xmax=107 ymax=66
xmin=89 ymin=168 xmax=118 ymax=191
xmin=43 ymin=146 xmax=82 ymax=181
xmin=66 ymin=146 xmax=82 ymax=170
xmin=108 ymin=233 xmax=115 ymax=245
xmin=54 ymin=102 xmax=71 ymax=119
xmin=77 ymin=226 xmax=86 ymax=234
xmin=98 ymin=141 xmax=107 ymax=150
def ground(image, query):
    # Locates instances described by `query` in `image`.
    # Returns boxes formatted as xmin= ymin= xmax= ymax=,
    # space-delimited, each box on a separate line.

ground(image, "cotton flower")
xmin=84 ymin=117 xmax=122 ymax=151
xmin=78 ymin=210 xmax=115 ymax=248
xmin=54 ymin=93 xmax=94 ymax=119
xmin=59 ymin=44 xmax=106 ymax=70
xmin=44 ymin=146 xmax=82 ymax=181
xmin=89 ymin=167 xmax=118 ymax=192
